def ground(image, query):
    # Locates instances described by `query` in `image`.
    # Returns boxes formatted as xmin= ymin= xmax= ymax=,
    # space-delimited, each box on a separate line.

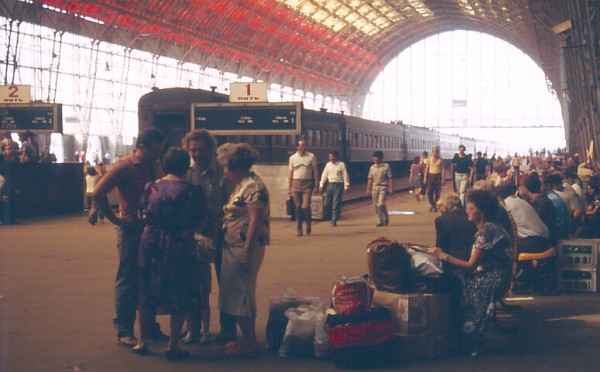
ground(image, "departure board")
xmin=0 ymin=104 xmax=63 ymax=133
xmin=191 ymin=102 xmax=301 ymax=135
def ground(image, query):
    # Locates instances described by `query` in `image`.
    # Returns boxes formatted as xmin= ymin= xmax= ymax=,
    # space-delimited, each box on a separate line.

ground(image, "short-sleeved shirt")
xmin=289 ymin=152 xmax=317 ymax=180
xmin=107 ymin=152 xmax=163 ymax=218
xmin=223 ymin=172 xmax=270 ymax=247
xmin=187 ymin=157 xmax=231 ymax=233
xmin=368 ymin=163 xmax=392 ymax=186
xmin=452 ymin=154 xmax=473 ymax=174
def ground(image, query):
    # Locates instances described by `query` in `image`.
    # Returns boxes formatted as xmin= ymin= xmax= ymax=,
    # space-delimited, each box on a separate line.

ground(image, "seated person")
xmin=496 ymin=182 xmax=550 ymax=254
xmin=430 ymin=189 xmax=513 ymax=357
xmin=519 ymin=174 xmax=558 ymax=246
xmin=434 ymin=193 xmax=477 ymax=351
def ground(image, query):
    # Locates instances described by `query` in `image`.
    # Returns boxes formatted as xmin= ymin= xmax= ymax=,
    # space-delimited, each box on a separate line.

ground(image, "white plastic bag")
xmin=313 ymin=311 xmax=330 ymax=358
xmin=278 ymin=304 xmax=321 ymax=358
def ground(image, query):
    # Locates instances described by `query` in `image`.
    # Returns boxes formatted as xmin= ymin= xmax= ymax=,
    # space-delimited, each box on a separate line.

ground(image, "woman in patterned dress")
xmin=216 ymin=143 xmax=270 ymax=356
xmin=133 ymin=147 xmax=206 ymax=360
xmin=430 ymin=189 xmax=513 ymax=356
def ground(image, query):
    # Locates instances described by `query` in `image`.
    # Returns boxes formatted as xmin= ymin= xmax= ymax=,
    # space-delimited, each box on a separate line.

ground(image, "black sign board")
xmin=0 ymin=104 xmax=63 ymax=133
xmin=191 ymin=102 xmax=301 ymax=135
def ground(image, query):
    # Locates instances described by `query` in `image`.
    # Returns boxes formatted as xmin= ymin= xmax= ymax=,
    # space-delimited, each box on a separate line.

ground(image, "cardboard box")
xmin=395 ymin=332 xmax=449 ymax=361
xmin=372 ymin=290 xmax=449 ymax=336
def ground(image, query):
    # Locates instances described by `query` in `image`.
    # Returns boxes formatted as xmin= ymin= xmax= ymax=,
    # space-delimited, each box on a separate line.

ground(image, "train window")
xmin=322 ymin=130 xmax=328 ymax=147
xmin=315 ymin=130 xmax=321 ymax=147
xmin=308 ymin=130 xmax=313 ymax=146
xmin=354 ymin=133 xmax=359 ymax=147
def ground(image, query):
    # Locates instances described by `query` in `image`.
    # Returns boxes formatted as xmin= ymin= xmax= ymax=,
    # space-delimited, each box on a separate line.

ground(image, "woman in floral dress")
xmin=134 ymin=147 xmax=206 ymax=360
xmin=216 ymin=143 xmax=269 ymax=356
xmin=430 ymin=189 xmax=513 ymax=356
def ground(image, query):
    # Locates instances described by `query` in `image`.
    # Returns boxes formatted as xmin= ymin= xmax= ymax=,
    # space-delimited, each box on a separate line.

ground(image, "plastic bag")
xmin=194 ymin=233 xmax=215 ymax=262
xmin=313 ymin=311 xmax=330 ymax=358
xmin=266 ymin=289 xmax=319 ymax=352
xmin=278 ymin=304 xmax=322 ymax=358
xmin=408 ymin=249 xmax=443 ymax=277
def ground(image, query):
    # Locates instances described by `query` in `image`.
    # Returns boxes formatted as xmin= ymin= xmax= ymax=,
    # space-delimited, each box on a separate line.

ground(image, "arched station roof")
xmin=2 ymin=0 xmax=565 ymax=111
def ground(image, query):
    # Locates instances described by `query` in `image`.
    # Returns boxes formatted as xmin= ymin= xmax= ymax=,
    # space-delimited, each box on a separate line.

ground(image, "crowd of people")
xmin=75 ymin=130 xmax=600 ymax=361
xmin=425 ymin=144 xmax=600 ymax=356
xmin=91 ymin=128 xmax=270 ymax=360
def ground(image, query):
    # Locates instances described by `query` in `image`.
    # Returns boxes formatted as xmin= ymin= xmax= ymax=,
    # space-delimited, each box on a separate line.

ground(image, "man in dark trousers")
xmin=450 ymin=144 xmax=473 ymax=207
xmin=93 ymin=128 xmax=168 ymax=347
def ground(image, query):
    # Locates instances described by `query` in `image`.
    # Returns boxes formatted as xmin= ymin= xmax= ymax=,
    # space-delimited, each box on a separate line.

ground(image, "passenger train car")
xmin=138 ymin=88 xmax=503 ymax=180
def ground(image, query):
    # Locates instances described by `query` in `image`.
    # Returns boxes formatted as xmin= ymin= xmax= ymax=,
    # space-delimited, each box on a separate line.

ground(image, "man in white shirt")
xmin=497 ymin=182 xmax=550 ymax=254
xmin=288 ymin=140 xmax=318 ymax=236
xmin=318 ymin=150 xmax=349 ymax=226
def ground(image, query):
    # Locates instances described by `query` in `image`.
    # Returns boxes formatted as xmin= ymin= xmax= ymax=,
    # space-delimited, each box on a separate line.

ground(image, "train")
xmin=138 ymin=87 xmax=504 ymax=181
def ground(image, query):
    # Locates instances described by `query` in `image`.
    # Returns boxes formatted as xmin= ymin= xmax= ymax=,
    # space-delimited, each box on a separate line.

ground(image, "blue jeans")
xmin=114 ymin=224 xmax=143 ymax=337
xmin=325 ymin=183 xmax=344 ymax=222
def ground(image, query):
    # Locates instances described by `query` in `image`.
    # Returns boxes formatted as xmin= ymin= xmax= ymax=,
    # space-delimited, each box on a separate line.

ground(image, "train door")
xmin=340 ymin=117 xmax=348 ymax=163
xmin=154 ymin=112 xmax=190 ymax=148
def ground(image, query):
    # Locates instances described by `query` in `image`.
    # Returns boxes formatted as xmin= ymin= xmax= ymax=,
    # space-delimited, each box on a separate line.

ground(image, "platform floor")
xmin=2 ymin=185 xmax=600 ymax=371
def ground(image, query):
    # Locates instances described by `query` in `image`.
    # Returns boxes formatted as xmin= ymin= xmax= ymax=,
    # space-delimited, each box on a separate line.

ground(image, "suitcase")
xmin=326 ymin=308 xmax=397 ymax=369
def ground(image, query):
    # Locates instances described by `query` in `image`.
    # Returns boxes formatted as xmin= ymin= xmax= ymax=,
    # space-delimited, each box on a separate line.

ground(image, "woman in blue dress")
xmin=133 ymin=147 xmax=206 ymax=360
xmin=430 ymin=189 xmax=513 ymax=356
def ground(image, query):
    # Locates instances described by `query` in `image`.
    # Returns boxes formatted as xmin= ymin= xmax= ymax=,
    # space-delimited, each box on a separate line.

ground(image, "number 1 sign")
xmin=229 ymin=82 xmax=268 ymax=103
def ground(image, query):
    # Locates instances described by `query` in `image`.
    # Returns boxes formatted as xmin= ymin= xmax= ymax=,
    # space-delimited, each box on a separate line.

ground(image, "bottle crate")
xmin=557 ymin=239 xmax=599 ymax=269
xmin=557 ymin=268 xmax=597 ymax=292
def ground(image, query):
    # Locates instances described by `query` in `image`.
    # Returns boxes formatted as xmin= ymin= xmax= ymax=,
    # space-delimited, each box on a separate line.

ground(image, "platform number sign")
xmin=0 ymin=85 xmax=31 ymax=104
xmin=229 ymin=82 xmax=268 ymax=102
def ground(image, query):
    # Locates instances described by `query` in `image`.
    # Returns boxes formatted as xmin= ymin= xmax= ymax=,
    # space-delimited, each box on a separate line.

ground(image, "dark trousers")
xmin=426 ymin=173 xmax=442 ymax=207
xmin=324 ymin=183 xmax=343 ymax=222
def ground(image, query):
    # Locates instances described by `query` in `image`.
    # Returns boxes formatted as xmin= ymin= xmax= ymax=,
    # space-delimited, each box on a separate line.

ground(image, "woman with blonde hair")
xmin=216 ymin=143 xmax=270 ymax=356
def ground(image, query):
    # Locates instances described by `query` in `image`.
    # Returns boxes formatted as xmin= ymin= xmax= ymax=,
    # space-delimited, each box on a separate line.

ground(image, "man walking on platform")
xmin=318 ymin=150 xmax=349 ymax=226
xmin=288 ymin=140 xmax=318 ymax=236
xmin=450 ymin=144 xmax=473 ymax=207
xmin=93 ymin=128 xmax=169 ymax=347
xmin=366 ymin=151 xmax=393 ymax=226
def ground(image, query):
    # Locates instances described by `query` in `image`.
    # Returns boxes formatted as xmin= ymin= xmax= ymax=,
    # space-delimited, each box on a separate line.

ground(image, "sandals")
xmin=132 ymin=344 xmax=150 ymax=356
xmin=117 ymin=335 xmax=138 ymax=347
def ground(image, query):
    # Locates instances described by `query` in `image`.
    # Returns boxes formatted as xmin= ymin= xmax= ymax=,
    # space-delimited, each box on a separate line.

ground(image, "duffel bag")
xmin=367 ymin=237 xmax=412 ymax=293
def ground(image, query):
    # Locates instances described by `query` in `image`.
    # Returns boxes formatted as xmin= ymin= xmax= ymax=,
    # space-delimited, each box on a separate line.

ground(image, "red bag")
xmin=331 ymin=276 xmax=372 ymax=315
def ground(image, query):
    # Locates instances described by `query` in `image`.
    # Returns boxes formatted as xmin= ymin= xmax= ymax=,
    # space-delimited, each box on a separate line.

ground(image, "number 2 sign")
xmin=0 ymin=85 xmax=31 ymax=104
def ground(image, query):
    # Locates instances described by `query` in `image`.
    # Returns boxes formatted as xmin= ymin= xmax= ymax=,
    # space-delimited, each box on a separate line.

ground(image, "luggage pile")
xmin=367 ymin=237 xmax=450 ymax=362
xmin=266 ymin=237 xmax=450 ymax=368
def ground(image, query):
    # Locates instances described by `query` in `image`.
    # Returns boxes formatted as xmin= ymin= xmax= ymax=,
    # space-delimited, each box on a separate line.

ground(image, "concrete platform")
xmin=1 ymin=185 xmax=600 ymax=371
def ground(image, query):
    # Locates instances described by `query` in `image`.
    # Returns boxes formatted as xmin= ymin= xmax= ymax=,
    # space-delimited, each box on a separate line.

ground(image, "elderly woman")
xmin=134 ymin=147 xmax=206 ymax=360
xmin=430 ymin=189 xmax=513 ymax=357
xmin=217 ymin=143 xmax=270 ymax=356
xmin=434 ymin=194 xmax=477 ymax=352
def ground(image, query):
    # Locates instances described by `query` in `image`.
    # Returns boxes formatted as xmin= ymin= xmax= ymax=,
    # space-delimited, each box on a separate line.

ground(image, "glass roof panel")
xmin=277 ymin=0 xmax=431 ymax=36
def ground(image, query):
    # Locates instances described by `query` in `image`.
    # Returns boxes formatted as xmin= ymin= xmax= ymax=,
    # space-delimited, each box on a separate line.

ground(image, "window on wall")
xmin=362 ymin=30 xmax=565 ymax=153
